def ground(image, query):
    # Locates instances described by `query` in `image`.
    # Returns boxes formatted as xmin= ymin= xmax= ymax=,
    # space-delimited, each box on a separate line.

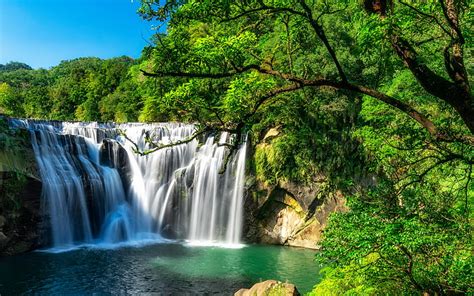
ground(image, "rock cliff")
xmin=0 ymin=143 xmax=45 ymax=256
xmin=244 ymin=179 xmax=346 ymax=249
xmin=243 ymin=129 xmax=347 ymax=249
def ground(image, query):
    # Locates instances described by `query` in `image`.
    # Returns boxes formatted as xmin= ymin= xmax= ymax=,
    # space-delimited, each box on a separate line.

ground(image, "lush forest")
xmin=1 ymin=0 xmax=473 ymax=294
xmin=0 ymin=57 xmax=145 ymax=122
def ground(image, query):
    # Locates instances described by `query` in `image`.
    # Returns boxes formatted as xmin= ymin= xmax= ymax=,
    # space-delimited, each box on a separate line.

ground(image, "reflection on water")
xmin=0 ymin=243 xmax=321 ymax=294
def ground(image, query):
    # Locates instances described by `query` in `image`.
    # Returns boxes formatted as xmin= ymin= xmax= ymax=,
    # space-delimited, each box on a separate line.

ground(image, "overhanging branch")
xmin=119 ymin=126 xmax=210 ymax=156
xmin=140 ymin=65 xmax=258 ymax=79
xmin=140 ymin=62 xmax=473 ymax=145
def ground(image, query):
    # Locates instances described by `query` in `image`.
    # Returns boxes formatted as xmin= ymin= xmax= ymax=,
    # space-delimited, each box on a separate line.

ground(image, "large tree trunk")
xmin=363 ymin=0 xmax=473 ymax=134
xmin=390 ymin=34 xmax=474 ymax=134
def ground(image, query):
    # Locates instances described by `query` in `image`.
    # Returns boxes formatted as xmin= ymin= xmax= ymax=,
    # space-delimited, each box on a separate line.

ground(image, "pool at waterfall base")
xmin=0 ymin=243 xmax=322 ymax=294
xmin=1 ymin=120 xmax=322 ymax=294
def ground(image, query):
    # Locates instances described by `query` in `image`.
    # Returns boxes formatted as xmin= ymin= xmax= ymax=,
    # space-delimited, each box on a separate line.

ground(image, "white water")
xmin=9 ymin=119 xmax=247 ymax=248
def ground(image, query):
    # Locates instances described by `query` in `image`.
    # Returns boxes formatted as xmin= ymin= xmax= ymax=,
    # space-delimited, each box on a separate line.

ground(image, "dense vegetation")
xmin=0 ymin=57 xmax=145 ymax=122
xmin=1 ymin=0 xmax=472 ymax=294
xmin=135 ymin=1 xmax=473 ymax=293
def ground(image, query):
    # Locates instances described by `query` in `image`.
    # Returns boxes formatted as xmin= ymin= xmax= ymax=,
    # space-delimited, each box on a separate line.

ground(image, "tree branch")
xmin=119 ymin=126 xmax=210 ymax=156
xmin=390 ymin=34 xmax=474 ymax=133
xmin=220 ymin=4 xmax=305 ymax=22
xmin=298 ymin=0 xmax=348 ymax=83
xmin=399 ymin=1 xmax=452 ymax=37
xmin=140 ymin=61 xmax=474 ymax=145
xmin=438 ymin=0 xmax=470 ymax=93
xmin=213 ymin=0 xmax=348 ymax=83
xmin=140 ymin=65 xmax=258 ymax=79
xmin=398 ymin=245 xmax=425 ymax=292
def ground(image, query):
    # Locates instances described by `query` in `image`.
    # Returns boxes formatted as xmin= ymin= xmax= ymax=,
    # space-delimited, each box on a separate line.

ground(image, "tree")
xmin=137 ymin=0 xmax=472 ymax=145
xmin=0 ymin=62 xmax=32 ymax=72
xmin=0 ymin=57 xmax=143 ymax=122
xmin=136 ymin=1 xmax=473 ymax=294
xmin=0 ymin=83 xmax=15 ymax=115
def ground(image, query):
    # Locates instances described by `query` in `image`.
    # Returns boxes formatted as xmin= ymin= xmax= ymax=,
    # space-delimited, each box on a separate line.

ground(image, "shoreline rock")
xmin=235 ymin=280 xmax=300 ymax=296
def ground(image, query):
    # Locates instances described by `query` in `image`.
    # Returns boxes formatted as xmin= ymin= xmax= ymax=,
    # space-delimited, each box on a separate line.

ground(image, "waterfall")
xmin=8 ymin=119 xmax=247 ymax=248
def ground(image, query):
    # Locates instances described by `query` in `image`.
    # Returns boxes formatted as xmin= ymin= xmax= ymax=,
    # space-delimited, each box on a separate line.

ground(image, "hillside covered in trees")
xmin=0 ymin=57 xmax=144 ymax=122
xmin=1 ymin=0 xmax=472 ymax=294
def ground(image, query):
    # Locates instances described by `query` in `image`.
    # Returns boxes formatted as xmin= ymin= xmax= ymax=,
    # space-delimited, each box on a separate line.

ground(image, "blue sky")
xmin=0 ymin=0 xmax=160 ymax=69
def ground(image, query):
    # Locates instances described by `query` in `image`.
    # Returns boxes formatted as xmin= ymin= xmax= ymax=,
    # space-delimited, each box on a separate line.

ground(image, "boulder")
xmin=235 ymin=280 xmax=300 ymax=296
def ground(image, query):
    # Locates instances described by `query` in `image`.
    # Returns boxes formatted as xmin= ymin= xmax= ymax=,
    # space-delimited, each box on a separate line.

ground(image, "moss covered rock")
xmin=243 ymin=128 xmax=347 ymax=249
xmin=0 ymin=118 xmax=44 ymax=256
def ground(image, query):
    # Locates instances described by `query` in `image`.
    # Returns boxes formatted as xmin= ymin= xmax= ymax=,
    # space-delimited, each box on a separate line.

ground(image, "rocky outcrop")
xmin=244 ymin=179 xmax=346 ymax=249
xmin=235 ymin=280 xmax=300 ymax=296
xmin=100 ymin=138 xmax=132 ymax=194
xmin=0 ymin=136 xmax=45 ymax=256
xmin=0 ymin=174 xmax=45 ymax=256
xmin=244 ymin=128 xmax=347 ymax=249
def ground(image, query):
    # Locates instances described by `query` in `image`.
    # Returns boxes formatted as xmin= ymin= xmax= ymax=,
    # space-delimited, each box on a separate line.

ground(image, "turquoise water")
xmin=0 ymin=243 xmax=321 ymax=294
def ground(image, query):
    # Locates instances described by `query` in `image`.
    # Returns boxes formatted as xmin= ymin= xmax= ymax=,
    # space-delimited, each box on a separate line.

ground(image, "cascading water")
xmin=9 ymin=119 xmax=247 ymax=248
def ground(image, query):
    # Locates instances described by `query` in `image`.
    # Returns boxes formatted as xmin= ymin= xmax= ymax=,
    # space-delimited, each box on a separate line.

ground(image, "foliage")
xmin=0 ymin=62 xmax=32 ymax=72
xmin=0 ymin=57 xmax=144 ymax=122
xmin=0 ymin=0 xmax=472 ymax=294
xmin=310 ymin=93 xmax=474 ymax=294
xmin=0 ymin=172 xmax=27 ymax=215
xmin=252 ymin=91 xmax=362 ymax=186
xmin=308 ymin=257 xmax=385 ymax=296
xmin=315 ymin=190 xmax=473 ymax=294
xmin=0 ymin=117 xmax=30 ymax=155
xmin=136 ymin=1 xmax=473 ymax=295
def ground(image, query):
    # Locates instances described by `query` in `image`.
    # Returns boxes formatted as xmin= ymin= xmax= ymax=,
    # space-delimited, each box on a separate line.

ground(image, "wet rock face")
xmin=0 ymin=134 xmax=46 ymax=256
xmin=0 ymin=174 xmax=45 ymax=256
xmin=100 ymin=139 xmax=132 ymax=193
xmin=235 ymin=280 xmax=300 ymax=296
